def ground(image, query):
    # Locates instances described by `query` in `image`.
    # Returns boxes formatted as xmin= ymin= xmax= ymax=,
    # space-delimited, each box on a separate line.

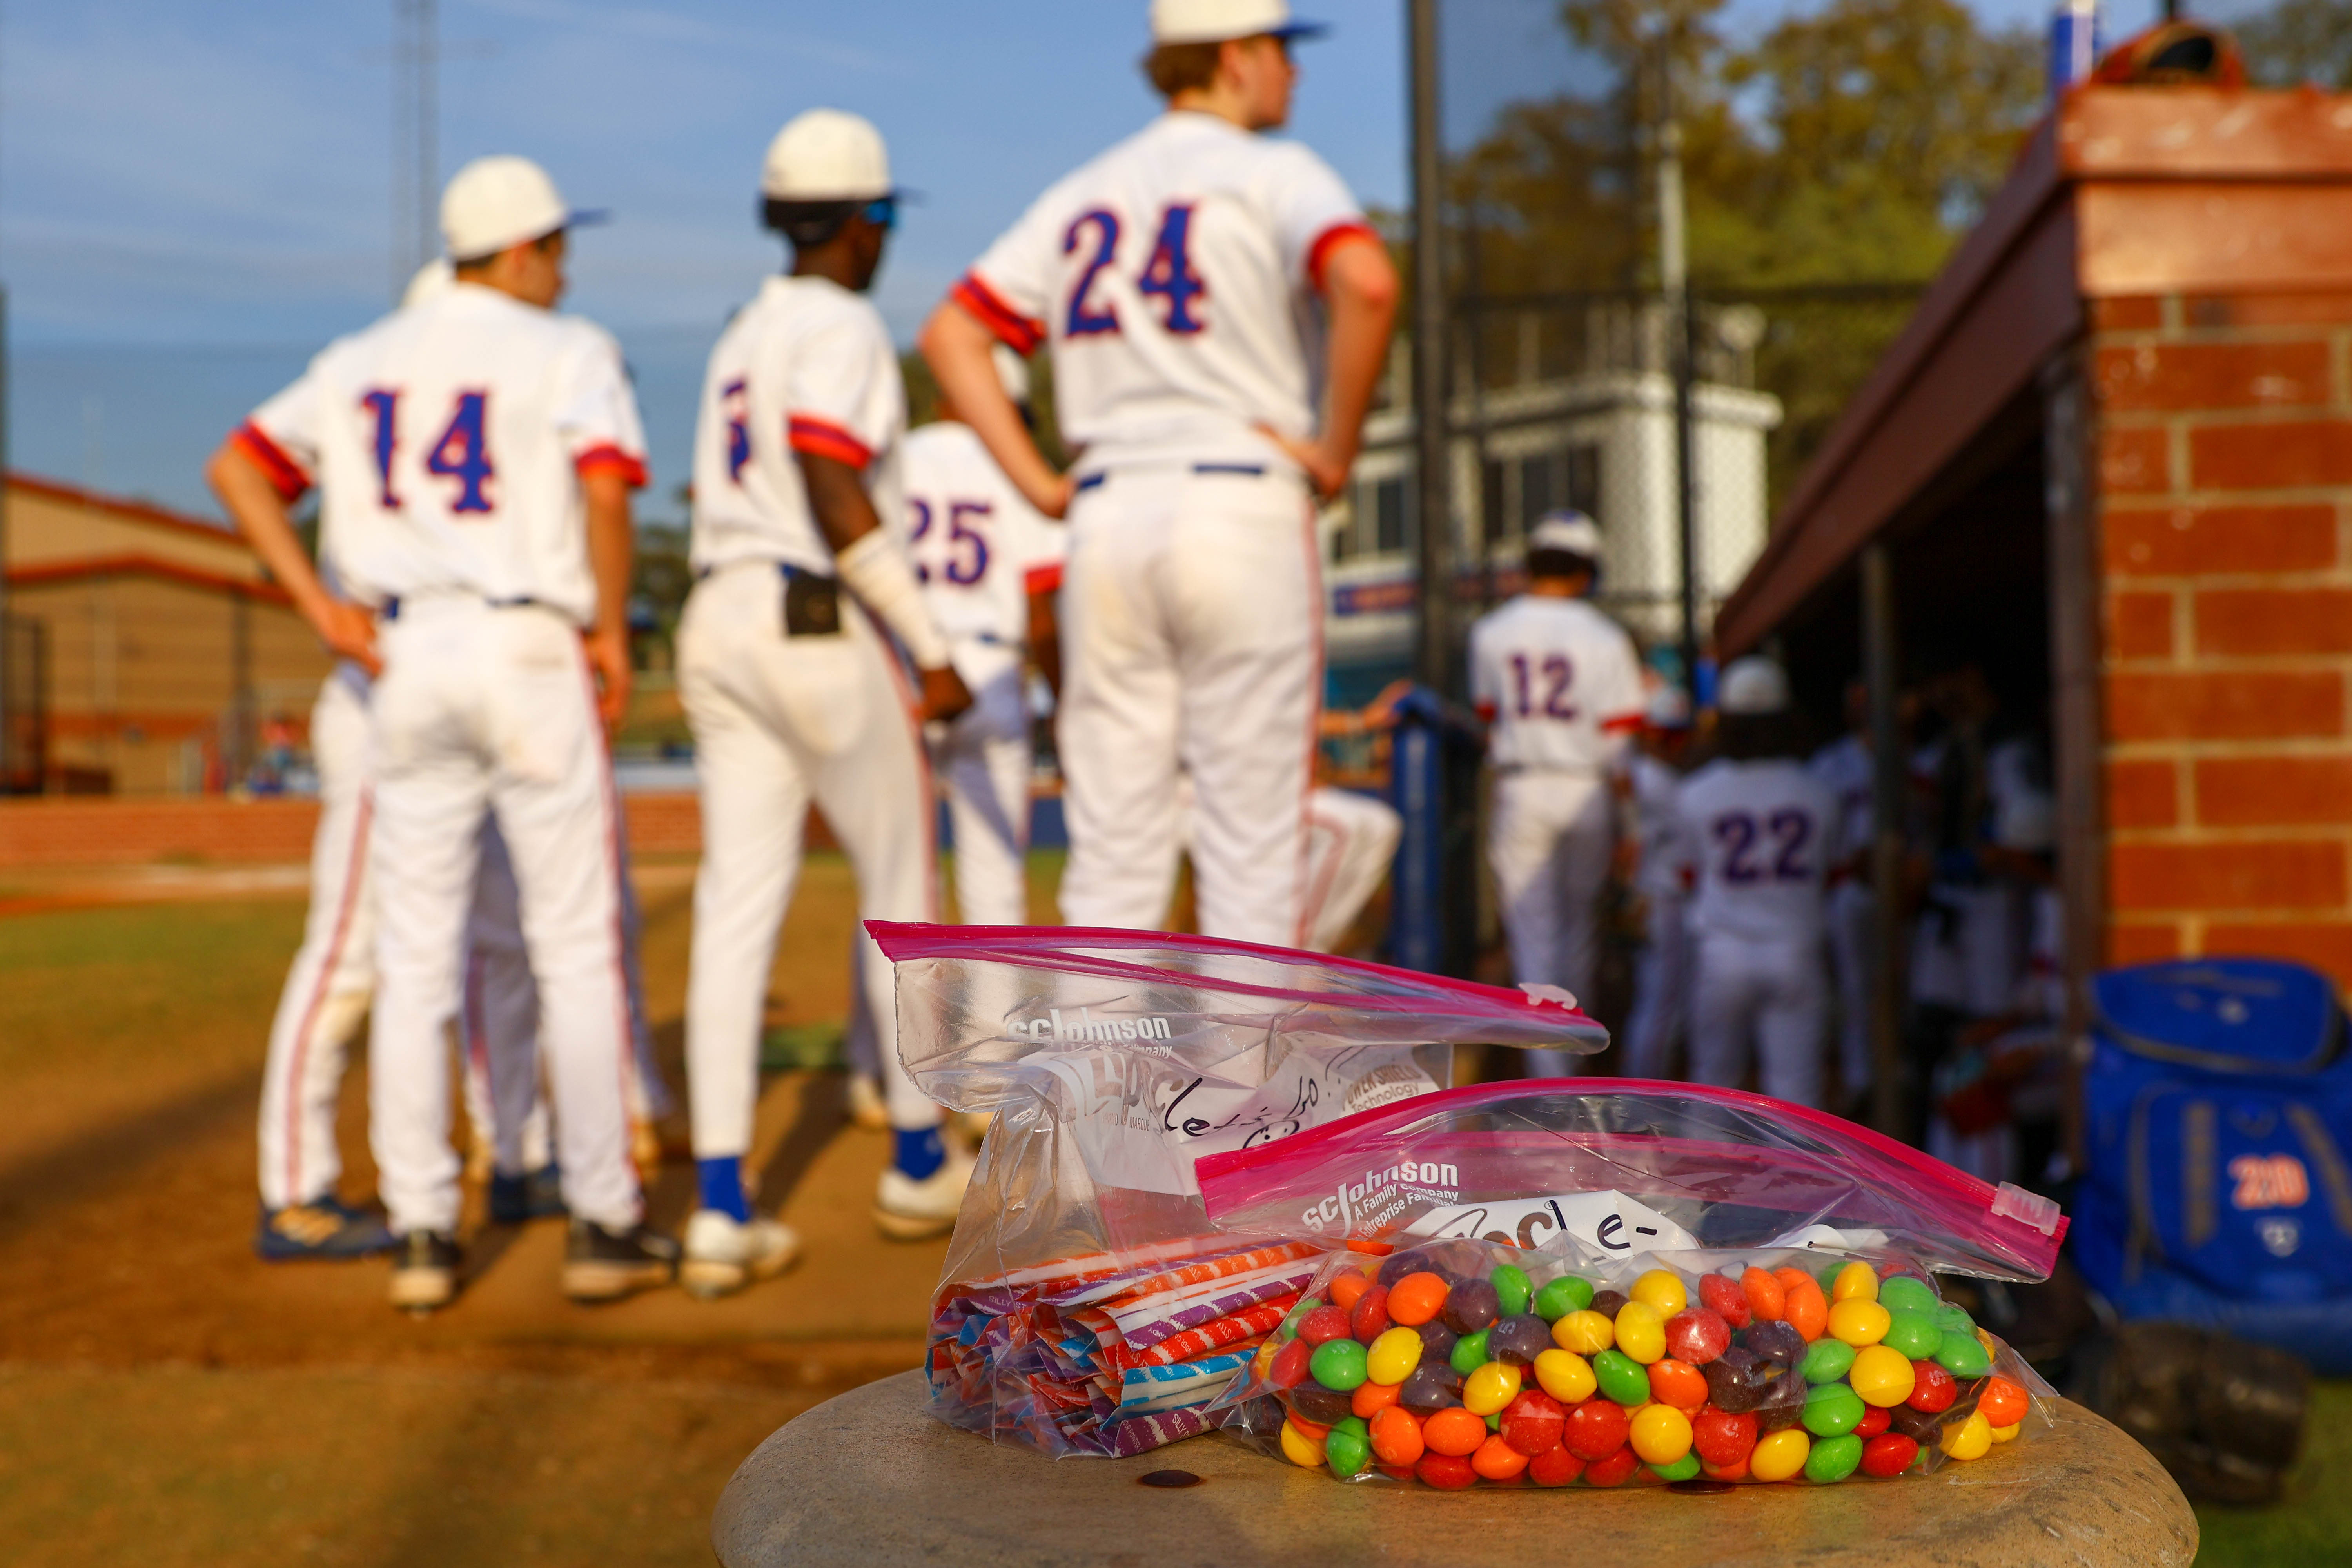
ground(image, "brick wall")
xmin=0 ymin=793 xmax=718 ymax=870
xmin=2094 ymin=291 xmax=2352 ymax=983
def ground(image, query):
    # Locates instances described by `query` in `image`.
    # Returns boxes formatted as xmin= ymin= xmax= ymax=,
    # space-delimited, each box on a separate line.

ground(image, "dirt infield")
xmin=0 ymin=855 xmax=1051 ymax=1566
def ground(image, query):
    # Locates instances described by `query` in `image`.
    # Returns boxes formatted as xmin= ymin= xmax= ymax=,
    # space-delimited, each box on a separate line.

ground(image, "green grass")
xmin=2191 ymin=1379 xmax=2352 ymax=1565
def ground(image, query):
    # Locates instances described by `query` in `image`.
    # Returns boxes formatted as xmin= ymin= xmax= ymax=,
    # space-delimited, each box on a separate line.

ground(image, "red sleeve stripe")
xmin=574 ymin=444 xmax=649 ymax=488
xmin=1601 ymin=712 xmax=1646 ymax=734
xmin=1307 ymin=221 xmax=1384 ymax=294
xmin=1023 ymin=563 xmax=1065 ymax=595
xmin=787 ymin=415 xmax=873 ymax=470
xmin=951 ymin=272 xmax=1046 ymax=356
xmin=232 ymin=421 xmax=311 ymax=503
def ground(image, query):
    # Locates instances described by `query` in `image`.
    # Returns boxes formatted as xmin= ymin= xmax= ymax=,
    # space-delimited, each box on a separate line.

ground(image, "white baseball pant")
xmin=1688 ymin=933 xmax=1829 ymax=1109
xmin=1055 ymin=465 xmax=1321 ymax=947
xmin=255 ymin=671 xmax=377 ymax=1210
xmin=1619 ymin=891 xmax=1690 ymax=1081
xmin=679 ymin=562 xmax=940 ymax=1148
xmin=934 ymin=653 xmax=1033 ymax=927
xmin=1826 ymin=879 xmax=1878 ymax=1097
xmin=461 ymin=820 xmax=554 ymax=1178
xmin=367 ymin=597 xmax=641 ymax=1236
xmin=1488 ymin=767 xmax=1614 ymax=1075
xmin=1300 ymin=787 xmax=1401 ymax=954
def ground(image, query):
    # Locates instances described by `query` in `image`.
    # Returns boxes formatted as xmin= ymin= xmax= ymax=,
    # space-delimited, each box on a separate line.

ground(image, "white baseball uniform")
xmin=1467 ymin=593 xmax=1645 ymax=1073
xmin=681 ymin=272 xmax=941 ymax=1149
xmin=1809 ymin=733 xmax=1878 ymax=1096
xmin=952 ymin=109 xmax=1378 ymax=946
xmin=237 ymin=279 xmax=651 ymax=1238
xmin=898 ymin=419 xmax=1065 ymax=927
xmin=1618 ymin=749 xmax=1690 ymax=1082
xmin=1172 ymin=778 xmax=1402 ymax=953
xmin=1675 ymin=757 xmax=1841 ymax=1108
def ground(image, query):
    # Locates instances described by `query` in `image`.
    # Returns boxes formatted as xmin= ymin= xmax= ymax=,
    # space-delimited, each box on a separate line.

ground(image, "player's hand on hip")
xmin=584 ymin=626 xmax=634 ymax=731
xmin=1256 ymin=426 xmax=1352 ymax=504
xmin=319 ymin=599 xmax=384 ymax=678
xmin=920 ymin=664 xmax=975 ymax=724
xmin=1023 ymin=469 xmax=1078 ymax=521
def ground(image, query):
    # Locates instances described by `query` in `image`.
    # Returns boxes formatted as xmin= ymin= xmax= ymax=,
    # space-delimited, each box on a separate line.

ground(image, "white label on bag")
xmin=1767 ymin=1223 xmax=1893 ymax=1252
xmin=1403 ymin=1191 xmax=1701 ymax=1255
xmin=1036 ymin=1045 xmax=1435 ymax=1198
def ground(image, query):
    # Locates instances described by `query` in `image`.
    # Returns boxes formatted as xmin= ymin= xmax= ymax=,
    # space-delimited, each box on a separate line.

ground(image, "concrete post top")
xmin=712 ymin=1370 xmax=2198 ymax=1568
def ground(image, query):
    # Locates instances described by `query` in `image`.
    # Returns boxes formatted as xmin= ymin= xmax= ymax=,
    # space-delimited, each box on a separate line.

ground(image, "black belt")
xmin=380 ymin=593 xmax=542 ymax=621
xmin=1072 ymin=462 xmax=1269 ymax=494
xmin=694 ymin=560 xmax=832 ymax=584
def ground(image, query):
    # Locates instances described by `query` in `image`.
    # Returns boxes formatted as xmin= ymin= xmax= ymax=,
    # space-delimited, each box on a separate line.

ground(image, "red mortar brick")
xmin=2102 ymin=503 xmax=2337 ymax=577
xmin=2092 ymin=296 xmax=2165 ymax=331
xmin=2096 ymin=340 xmax=2331 ymax=413
xmin=2106 ymin=670 xmax=2343 ymax=741
xmin=2190 ymin=419 xmax=2352 ymax=491
xmin=2102 ymin=426 xmax=2173 ymax=494
xmin=2205 ymin=922 xmax=2352 ymax=986
xmin=2111 ymin=839 xmax=2347 ymax=912
xmin=2108 ymin=760 xmax=2180 ymax=829
xmin=2195 ymin=755 xmax=2352 ymax=827
xmin=2197 ymin=586 xmax=2352 ymax=655
xmin=2108 ymin=592 xmax=2175 ymax=659
xmin=2107 ymin=922 xmax=2185 ymax=965
xmin=2187 ymin=293 xmax=2352 ymax=328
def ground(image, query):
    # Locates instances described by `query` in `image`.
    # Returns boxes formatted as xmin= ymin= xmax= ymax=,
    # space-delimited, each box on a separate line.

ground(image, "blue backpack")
xmin=2074 ymin=957 xmax=2352 ymax=1373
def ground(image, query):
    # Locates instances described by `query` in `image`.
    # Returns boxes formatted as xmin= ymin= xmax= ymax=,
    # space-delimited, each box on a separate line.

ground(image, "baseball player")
xmin=900 ymin=345 xmax=1066 ymax=929
xmin=919 ymin=0 xmax=1400 ymax=948
xmin=1618 ymin=685 xmax=1693 ymax=1081
xmin=679 ymin=110 xmax=976 ymax=1290
xmin=209 ymin=157 xmax=673 ymax=1311
xmin=1809 ymin=679 xmax=1878 ymax=1107
xmin=1675 ymin=657 xmax=1842 ymax=1108
xmin=1466 ymin=511 xmax=1647 ymax=1074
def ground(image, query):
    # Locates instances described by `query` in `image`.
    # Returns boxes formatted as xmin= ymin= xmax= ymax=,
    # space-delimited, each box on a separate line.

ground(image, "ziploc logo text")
xmin=1303 ymin=1161 xmax=1461 ymax=1234
xmin=1018 ymin=1007 xmax=1174 ymax=1043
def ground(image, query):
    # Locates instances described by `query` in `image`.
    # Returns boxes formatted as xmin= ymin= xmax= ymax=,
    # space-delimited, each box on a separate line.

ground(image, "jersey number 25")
xmin=908 ymin=499 xmax=990 ymax=586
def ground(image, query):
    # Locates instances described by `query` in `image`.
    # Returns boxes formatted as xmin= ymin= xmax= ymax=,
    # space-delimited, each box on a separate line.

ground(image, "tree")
xmin=2235 ymin=0 xmax=2352 ymax=87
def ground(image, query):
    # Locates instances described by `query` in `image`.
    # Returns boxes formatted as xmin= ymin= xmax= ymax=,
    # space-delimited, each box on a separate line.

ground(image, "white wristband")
xmin=835 ymin=530 xmax=951 ymax=670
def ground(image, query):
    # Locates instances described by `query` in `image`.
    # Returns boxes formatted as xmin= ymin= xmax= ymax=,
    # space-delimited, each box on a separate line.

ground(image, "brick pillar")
xmin=2094 ymin=292 xmax=2352 ymax=984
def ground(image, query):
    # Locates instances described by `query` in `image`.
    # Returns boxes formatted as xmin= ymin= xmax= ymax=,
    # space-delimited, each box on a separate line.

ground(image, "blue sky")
xmin=1 ymin=0 xmax=2161 ymax=519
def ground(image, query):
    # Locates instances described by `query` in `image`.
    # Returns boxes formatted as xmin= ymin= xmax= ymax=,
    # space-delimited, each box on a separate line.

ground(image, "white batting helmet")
xmin=1719 ymin=657 xmax=1792 ymax=717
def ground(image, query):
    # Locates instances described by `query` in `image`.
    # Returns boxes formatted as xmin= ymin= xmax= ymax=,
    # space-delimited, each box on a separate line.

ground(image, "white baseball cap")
xmin=441 ymin=156 xmax=603 ymax=263
xmin=1996 ymin=791 xmax=2058 ymax=853
xmin=762 ymin=109 xmax=894 ymax=202
xmin=1528 ymin=510 xmax=1602 ymax=559
xmin=1719 ymin=657 xmax=1792 ymax=717
xmin=1644 ymin=686 xmax=1694 ymax=730
xmin=992 ymin=344 xmax=1032 ymax=406
xmin=401 ymin=258 xmax=454 ymax=309
xmin=1151 ymin=0 xmax=1328 ymax=45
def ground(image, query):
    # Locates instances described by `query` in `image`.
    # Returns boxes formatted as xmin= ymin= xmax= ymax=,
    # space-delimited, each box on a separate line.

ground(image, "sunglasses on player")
xmin=861 ymin=197 xmax=897 ymax=232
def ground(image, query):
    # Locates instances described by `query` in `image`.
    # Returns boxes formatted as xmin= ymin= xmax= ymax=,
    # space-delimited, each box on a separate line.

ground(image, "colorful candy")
xmin=1248 ymin=1249 xmax=2041 ymax=1492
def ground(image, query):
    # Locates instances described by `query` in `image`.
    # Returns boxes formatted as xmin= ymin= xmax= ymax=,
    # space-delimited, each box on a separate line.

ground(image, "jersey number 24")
xmin=361 ymin=388 xmax=495 ymax=515
xmin=1064 ymin=205 xmax=1208 ymax=338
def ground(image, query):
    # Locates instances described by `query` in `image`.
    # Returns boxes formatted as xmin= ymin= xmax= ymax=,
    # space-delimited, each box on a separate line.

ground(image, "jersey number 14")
xmin=362 ymin=388 xmax=497 ymax=515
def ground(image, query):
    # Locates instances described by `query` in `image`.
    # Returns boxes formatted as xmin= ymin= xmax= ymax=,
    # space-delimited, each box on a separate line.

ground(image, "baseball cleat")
xmin=680 ymin=1209 xmax=802 ymax=1299
xmin=255 ymin=1198 xmax=398 ymax=1261
xmin=844 ymin=1073 xmax=890 ymax=1132
xmin=388 ymin=1231 xmax=461 ymax=1313
xmin=488 ymin=1164 xmax=566 ymax=1225
xmin=561 ymin=1219 xmax=680 ymax=1303
xmin=873 ymin=1150 xmax=976 ymax=1241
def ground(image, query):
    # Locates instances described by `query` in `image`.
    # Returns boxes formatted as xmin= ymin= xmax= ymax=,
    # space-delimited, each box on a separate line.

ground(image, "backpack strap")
xmin=2184 ymin=1099 xmax=2218 ymax=1249
xmin=2285 ymin=1104 xmax=2352 ymax=1237
xmin=2127 ymin=1087 xmax=2163 ymax=1281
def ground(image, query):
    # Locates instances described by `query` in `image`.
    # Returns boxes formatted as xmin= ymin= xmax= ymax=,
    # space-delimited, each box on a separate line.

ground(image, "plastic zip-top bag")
xmin=1194 ymin=1080 xmax=2068 ymax=1282
xmin=867 ymin=922 xmax=1608 ymax=1458
xmin=1209 ymin=1237 xmax=2061 ymax=1489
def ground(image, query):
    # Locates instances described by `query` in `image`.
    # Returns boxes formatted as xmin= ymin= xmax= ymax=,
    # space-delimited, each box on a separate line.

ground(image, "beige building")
xmin=2 ymin=473 xmax=331 ymax=795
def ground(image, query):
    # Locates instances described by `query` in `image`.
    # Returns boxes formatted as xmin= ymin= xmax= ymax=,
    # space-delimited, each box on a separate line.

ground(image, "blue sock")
xmin=697 ymin=1156 xmax=750 ymax=1222
xmin=894 ymin=1127 xmax=946 ymax=1181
